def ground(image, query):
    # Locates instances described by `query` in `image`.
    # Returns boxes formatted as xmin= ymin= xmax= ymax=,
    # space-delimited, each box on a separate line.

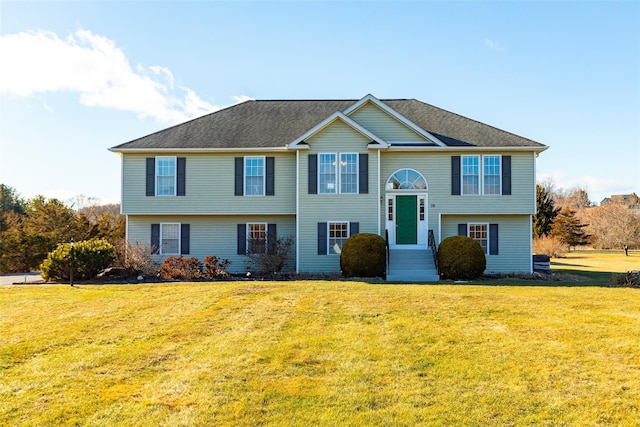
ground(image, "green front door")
xmin=396 ymin=195 xmax=417 ymax=244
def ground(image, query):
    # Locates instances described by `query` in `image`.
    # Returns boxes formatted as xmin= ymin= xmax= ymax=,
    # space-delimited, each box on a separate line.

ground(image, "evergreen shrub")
xmin=40 ymin=239 xmax=115 ymax=281
xmin=340 ymin=233 xmax=386 ymax=278
xmin=437 ymin=236 xmax=486 ymax=280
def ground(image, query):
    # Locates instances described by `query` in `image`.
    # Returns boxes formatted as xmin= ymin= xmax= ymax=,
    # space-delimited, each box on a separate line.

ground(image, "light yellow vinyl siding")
xmin=349 ymin=102 xmax=427 ymax=142
xmin=127 ymin=214 xmax=296 ymax=274
xmin=298 ymin=120 xmax=380 ymax=273
xmin=441 ymin=214 xmax=532 ymax=273
xmin=122 ymin=152 xmax=296 ymax=215
xmin=379 ymin=151 xmax=536 ymax=240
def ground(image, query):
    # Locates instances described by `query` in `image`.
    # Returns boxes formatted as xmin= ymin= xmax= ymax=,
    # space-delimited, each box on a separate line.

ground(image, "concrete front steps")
xmin=386 ymin=248 xmax=440 ymax=282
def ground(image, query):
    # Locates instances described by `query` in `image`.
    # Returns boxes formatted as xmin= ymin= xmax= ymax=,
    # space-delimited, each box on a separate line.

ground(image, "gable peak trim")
xmin=288 ymin=111 xmax=388 ymax=149
xmin=343 ymin=94 xmax=447 ymax=147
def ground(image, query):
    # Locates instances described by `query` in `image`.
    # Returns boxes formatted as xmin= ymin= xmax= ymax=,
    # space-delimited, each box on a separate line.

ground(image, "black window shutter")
xmin=502 ymin=155 xmax=512 ymax=196
xmin=146 ymin=158 xmax=155 ymax=196
xmin=177 ymin=157 xmax=186 ymax=196
xmin=151 ymin=224 xmax=160 ymax=254
xmin=350 ymin=222 xmax=359 ymax=235
xmin=317 ymin=222 xmax=327 ymax=255
xmin=490 ymin=224 xmax=499 ymax=255
xmin=451 ymin=156 xmax=461 ymax=195
xmin=267 ymin=223 xmax=277 ymax=254
xmin=266 ymin=157 xmax=275 ymax=196
xmin=308 ymin=154 xmax=318 ymax=194
xmin=458 ymin=223 xmax=468 ymax=236
xmin=234 ymin=157 xmax=244 ymax=196
xmin=358 ymin=153 xmax=368 ymax=194
xmin=180 ymin=224 xmax=190 ymax=254
xmin=237 ymin=224 xmax=246 ymax=255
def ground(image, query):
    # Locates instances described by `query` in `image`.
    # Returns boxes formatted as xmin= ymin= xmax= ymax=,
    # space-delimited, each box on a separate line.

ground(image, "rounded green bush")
xmin=40 ymin=239 xmax=115 ymax=281
xmin=437 ymin=236 xmax=486 ymax=280
xmin=340 ymin=233 xmax=386 ymax=278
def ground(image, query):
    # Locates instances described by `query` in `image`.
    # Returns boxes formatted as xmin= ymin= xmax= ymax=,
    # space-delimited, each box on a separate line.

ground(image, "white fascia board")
xmin=287 ymin=111 xmax=388 ymax=149
xmin=386 ymin=145 xmax=548 ymax=153
xmin=123 ymin=211 xmax=297 ymax=216
xmin=343 ymin=94 xmax=447 ymax=147
xmin=109 ymin=146 xmax=291 ymax=154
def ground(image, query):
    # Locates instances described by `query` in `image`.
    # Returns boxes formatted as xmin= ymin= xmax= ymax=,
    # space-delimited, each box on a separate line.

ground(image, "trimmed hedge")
xmin=40 ymin=239 xmax=115 ymax=281
xmin=437 ymin=236 xmax=486 ymax=280
xmin=340 ymin=233 xmax=386 ymax=278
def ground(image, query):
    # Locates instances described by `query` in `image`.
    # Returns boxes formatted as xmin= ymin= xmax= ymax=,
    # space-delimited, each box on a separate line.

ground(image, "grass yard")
xmin=1 ymin=251 xmax=639 ymax=426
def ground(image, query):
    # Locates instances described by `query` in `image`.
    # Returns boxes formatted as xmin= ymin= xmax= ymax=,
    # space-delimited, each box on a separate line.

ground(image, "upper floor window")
xmin=309 ymin=153 xmax=368 ymax=195
xmin=461 ymin=155 xmax=503 ymax=195
xmin=483 ymin=155 xmax=502 ymax=195
xmin=340 ymin=153 xmax=358 ymax=194
xmin=318 ymin=153 xmax=359 ymax=194
xmin=319 ymin=153 xmax=337 ymax=194
xmin=386 ymin=169 xmax=427 ymax=190
xmin=156 ymin=156 xmax=176 ymax=196
xmin=244 ymin=156 xmax=265 ymax=196
xmin=462 ymin=156 xmax=480 ymax=195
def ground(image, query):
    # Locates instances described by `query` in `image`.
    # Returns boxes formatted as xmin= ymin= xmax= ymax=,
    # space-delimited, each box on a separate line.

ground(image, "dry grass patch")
xmin=2 ymin=281 xmax=640 ymax=425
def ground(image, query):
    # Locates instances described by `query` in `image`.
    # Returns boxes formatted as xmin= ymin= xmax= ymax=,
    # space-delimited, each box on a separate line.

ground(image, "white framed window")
xmin=462 ymin=156 xmax=480 ymax=195
xmin=483 ymin=155 xmax=502 ymax=195
xmin=462 ymin=155 xmax=502 ymax=195
xmin=340 ymin=153 xmax=358 ymax=194
xmin=161 ymin=223 xmax=180 ymax=254
xmin=328 ymin=221 xmax=349 ymax=255
xmin=386 ymin=168 xmax=427 ymax=190
xmin=247 ymin=223 xmax=267 ymax=254
xmin=244 ymin=156 xmax=265 ymax=196
xmin=318 ymin=153 xmax=337 ymax=194
xmin=468 ymin=223 xmax=488 ymax=254
xmin=318 ymin=153 xmax=360 ymax=194
xmin=156 ymin=156 xmax=176 ymax=196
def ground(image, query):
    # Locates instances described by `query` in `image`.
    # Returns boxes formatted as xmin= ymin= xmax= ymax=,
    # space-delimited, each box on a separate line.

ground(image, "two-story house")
xmin=110 ymin=95 xmax=547 ymax=281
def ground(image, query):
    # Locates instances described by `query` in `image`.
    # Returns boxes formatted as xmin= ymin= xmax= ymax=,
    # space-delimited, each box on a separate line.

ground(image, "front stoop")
xmin=386 ymin=249 xmax=440 ymax=282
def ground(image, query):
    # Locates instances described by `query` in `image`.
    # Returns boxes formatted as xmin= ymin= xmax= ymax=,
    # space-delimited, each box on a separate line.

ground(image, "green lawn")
xmin=550 ymin=250 xmax=639 ymax=286
xmin=1 ymin=251 xmax=639 ymax=426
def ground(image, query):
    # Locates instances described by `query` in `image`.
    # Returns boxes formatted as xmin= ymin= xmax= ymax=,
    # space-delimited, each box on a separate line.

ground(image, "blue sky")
xmin=1 ymin=1 xmax=638 ymax=206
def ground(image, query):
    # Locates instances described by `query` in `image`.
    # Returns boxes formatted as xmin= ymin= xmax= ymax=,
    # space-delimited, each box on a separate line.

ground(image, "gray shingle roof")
xmin=110 ymin=98 xmax=546 ymax=151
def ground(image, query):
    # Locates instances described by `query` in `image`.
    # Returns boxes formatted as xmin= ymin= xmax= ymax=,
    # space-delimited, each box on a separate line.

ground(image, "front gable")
xmin=344 ymin=95 xmax=446 ymax=147
xmin=288 ymin=112 xmax=387 ymax=150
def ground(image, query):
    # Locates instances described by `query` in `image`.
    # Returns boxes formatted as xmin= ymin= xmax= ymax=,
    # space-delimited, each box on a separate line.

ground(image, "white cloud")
xmin=0 ymin=29 xmax=250 ymax=124
xmin=232 ymin=95 xmax=254 ymax=104
xmin=484 ymin=38 xmax=506 ymax=52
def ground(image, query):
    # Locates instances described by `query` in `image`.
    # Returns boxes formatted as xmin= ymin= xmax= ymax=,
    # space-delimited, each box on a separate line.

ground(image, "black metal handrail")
xmin=428 ymin=229 xmax=439 ymax=276
xmin=384 ymin=229 xmax=390 ymax=279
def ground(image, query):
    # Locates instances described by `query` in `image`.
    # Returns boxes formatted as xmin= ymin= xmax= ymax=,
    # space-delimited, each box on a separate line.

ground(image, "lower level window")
xmin=161 ymin=223 xmax=180 ymax=254
xmin=469 ymin=223 xmax=488 ymax=254
xmin=247 ymin=223 xmax=267 ymax=253
xmin=329 ymin=222 xmax=349 ymax=255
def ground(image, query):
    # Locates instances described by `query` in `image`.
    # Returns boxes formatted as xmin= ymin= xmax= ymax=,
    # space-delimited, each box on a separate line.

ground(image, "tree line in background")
xmin=2 ymin=182 xmax=639 ymax=274
xmin=533 ymin=182 xmax=640 ymax=257
xmin=0 ymin=184 xmax=125 ymax=274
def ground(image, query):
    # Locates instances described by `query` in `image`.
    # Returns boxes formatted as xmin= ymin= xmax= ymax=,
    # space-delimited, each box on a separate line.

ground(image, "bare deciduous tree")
xmin=581 ymin=203 xmax=640 ymax=253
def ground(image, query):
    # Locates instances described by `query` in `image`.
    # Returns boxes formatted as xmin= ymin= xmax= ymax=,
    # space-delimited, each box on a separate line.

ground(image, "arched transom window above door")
xmin=386 ymin=169 xmax=427 ymax=190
